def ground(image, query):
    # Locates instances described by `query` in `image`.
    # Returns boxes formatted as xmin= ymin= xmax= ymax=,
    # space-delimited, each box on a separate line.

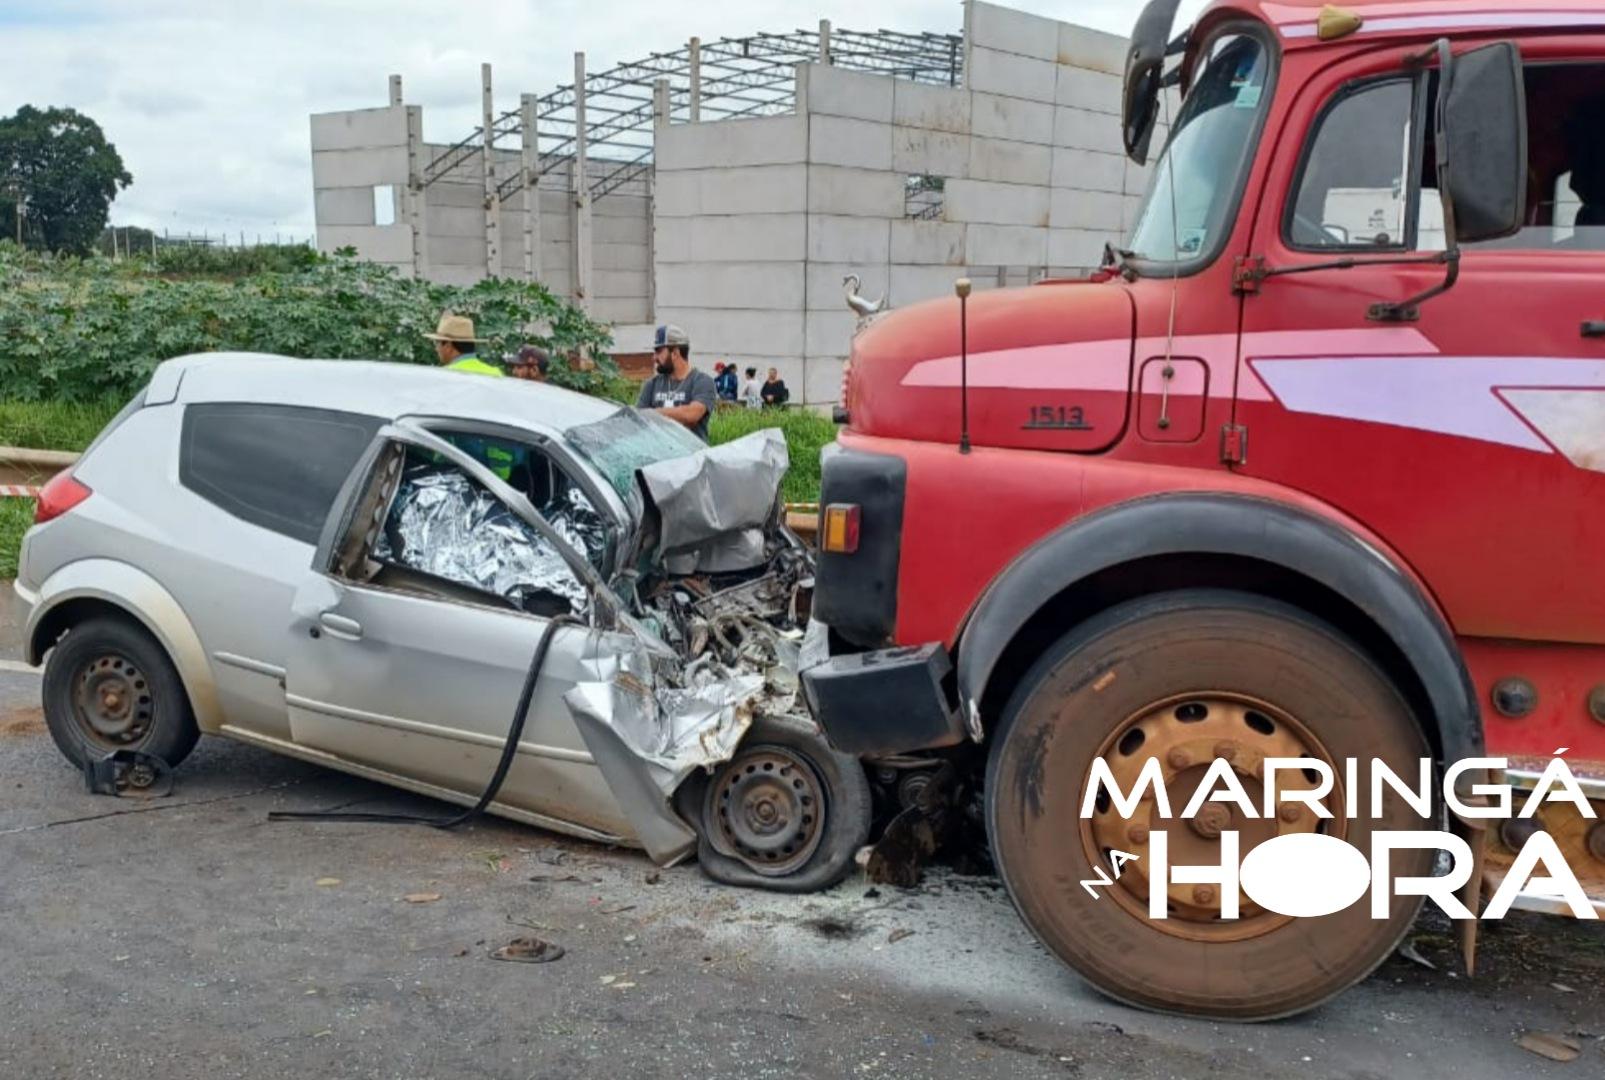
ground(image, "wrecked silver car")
xmin=16 ymin=354 xmax=871 ymax=891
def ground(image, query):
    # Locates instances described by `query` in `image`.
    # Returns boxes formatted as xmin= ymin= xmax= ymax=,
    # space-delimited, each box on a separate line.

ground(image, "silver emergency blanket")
xmin=548 ymin=485 xmax=610 ymax=570
xmin=374 ymin=470 xmax=587 ymax=614
xmin=638 ymin=428 xmax=789 ymax=573
xmin=564 ymin=643 xmax=764 ymax=792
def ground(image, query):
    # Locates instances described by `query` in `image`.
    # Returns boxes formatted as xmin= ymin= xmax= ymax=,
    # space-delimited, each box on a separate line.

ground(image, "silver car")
xmin=17 ymin=353 xmax=871 ymax=892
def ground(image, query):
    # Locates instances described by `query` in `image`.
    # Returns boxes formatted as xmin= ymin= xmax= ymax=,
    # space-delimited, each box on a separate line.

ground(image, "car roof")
xmin=1201 ymin=0 xmax=1605 ymax=48
xmin=154 ymin=352 xmax=623 ymax=436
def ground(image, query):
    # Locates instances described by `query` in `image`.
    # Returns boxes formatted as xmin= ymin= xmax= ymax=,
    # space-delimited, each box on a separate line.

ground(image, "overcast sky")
xmin=0 ymin=0 xmax=1209 ymax=242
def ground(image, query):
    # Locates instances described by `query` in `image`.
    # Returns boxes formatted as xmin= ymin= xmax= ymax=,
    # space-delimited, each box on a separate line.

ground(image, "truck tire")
xmin=985 ymin=589 xmax=1434 ymax=1021
xmin=680 ymin=714 xmax=873 ymax=894
xmin=42 ymin=616 xmax=200 ymax=771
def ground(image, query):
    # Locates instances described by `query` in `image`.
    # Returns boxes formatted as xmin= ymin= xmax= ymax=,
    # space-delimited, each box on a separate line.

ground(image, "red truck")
xmin=802 ymin=0 xmax=1605 ymax=1021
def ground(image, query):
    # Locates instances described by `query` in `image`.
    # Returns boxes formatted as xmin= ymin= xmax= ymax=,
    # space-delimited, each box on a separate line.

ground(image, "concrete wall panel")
xmin=806 ymin=310 xmax=858 ymax=357
xmin=945 ymin=178 xmax=1050 ymax=227
xmin=311 ymin=146 xmax=409 ymax=188
xmin=808 ymin=115 xmax=893 ymax=171
xmin=1055 ymin=65 xmax=1123 ymax=114
xmin=968 ymin=136 xmax=1051 ymax=186
xmin=658 ymin=213 xmax=808 ymax=263
xmin=890 ymin=262 xmax=967 ymax=306
xmin=310 ymin=106 xmax=408 ymax=152
xmin=968 ymin=1 xmax=1061 ymax=62
xmin=967 ymin=45 xmax=1058 ymax=103
xmin=807 ymin=214 xmax=891 ymax=265
xmin=655 ymin=112 xmax=808 ymax=171
xmin=1051 ymin=147 xmax=1126 ymax=194
xmin=806 ymin=166 xmax=905 ymax=218
xmin=966 ymin=223 xmax=1048 ymax=266
xmin=892 ymin=80 xmax=971 ymax=134
xmin=802 ymin=65 xmax=894 ymax=123
xmin=806 ymin=262 xmax=889 ymax=313
xmin=1054 ymin=106 xmax=1125 ymax=156
xmin=1049 ymin=188 xmax=1126 ymax=231
xmin=1057 ymin=24 xmax=1127 ymax=75
xmin=804 ymin=355 xmax=846 ymax=405
xmin=892 ymin=128 xmax=971 ymax=178
xmin=655 ymin=164 xmax=808 ymax=218
xmin=1048 ymin=227 xmax=1110 ymax=269
xmin=316 ymin=224 xmax=413 ymax=262
xmin=315 ymin=187 xmax=377 ymax=227
xmin=890 ymin=219 xmax=966 ymax=265
xmin=970 ymin=92 xmax=1054 ymax=145
xmin=657 ymin=261 xmax=805 ymax=310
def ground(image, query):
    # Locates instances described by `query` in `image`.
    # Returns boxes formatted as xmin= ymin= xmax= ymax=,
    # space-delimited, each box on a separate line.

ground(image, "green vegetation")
xmin=0 ymin=399 xmax=122 ymax=452
xmin=0 ymin=499 xmax=33 ymax=578
xmin=0 ymin=242 xmax=618 ymax=402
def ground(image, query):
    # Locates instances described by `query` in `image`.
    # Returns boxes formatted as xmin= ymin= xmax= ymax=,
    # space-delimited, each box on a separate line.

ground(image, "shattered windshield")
xmin=566 ymin=408 xmax=706 ymax=513
xmin=1126 ymin=31 xmax=1273 ymax=265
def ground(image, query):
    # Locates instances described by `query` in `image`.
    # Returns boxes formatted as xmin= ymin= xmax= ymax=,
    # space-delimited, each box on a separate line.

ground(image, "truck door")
xmin=1235 ymin=42 xmax=1605 ymax=646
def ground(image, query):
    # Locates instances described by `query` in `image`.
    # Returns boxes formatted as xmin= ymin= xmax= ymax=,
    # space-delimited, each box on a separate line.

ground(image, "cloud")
xmin=0 ymin=0 xmax=1209 ymax=241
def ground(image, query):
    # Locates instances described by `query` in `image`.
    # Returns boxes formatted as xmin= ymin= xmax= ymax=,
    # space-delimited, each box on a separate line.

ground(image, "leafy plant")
xmin=0 ymin=243 xmax=619 ymax=402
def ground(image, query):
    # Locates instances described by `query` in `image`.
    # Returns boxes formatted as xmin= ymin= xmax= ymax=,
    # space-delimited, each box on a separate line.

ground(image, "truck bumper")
xmin=801 ymin=642 xmax=965 ymax=756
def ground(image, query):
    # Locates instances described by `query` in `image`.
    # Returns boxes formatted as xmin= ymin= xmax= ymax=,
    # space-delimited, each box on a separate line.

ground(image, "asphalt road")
xmin=1 ymin=610 xmax=1602 ymax=1078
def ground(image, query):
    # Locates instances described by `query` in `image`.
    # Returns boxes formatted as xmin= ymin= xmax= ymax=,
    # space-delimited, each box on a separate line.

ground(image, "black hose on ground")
xmin=268 ymin=615 xmax=576 ymax=830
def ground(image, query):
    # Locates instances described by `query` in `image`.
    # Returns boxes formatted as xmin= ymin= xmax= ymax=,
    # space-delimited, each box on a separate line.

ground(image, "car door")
xmin=282 ymin=422 xmax=640 ymax=842
xmin=1235 ymin=42 xmax=1605 ymax=645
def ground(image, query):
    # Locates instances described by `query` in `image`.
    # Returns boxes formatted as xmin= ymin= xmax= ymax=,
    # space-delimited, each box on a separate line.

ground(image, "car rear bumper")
xmin=801 ymin=642 xmax=965 ymax=756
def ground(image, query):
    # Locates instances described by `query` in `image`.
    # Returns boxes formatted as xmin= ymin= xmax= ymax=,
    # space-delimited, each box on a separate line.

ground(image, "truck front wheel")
xmin=986 ymin=589 xmax=1434 ymax=1021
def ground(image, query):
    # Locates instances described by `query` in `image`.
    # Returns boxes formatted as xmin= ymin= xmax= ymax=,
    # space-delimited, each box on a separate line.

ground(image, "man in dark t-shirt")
xmin=636 ymin=324 xmax=717 ymax=441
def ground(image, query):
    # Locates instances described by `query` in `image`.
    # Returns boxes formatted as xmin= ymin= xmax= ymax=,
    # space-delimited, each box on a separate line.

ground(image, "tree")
xmin=0 ymin=106 xmax=132 ymax=255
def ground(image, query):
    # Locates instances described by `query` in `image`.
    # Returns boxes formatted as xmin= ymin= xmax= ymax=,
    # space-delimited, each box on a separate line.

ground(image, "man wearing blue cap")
xmin=637 ymin=324 xmax=718 ymax=441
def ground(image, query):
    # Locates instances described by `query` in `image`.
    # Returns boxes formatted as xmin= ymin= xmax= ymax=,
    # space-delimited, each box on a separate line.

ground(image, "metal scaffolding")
xmin=423 ymin=24 xmax=965 ymax=201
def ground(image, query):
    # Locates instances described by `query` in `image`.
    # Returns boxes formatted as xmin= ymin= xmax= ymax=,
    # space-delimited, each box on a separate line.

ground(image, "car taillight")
xmin=35 ymin=472 xmax=92 ymax=524
xmin=821 ymin=503 xmax=861 ymax=554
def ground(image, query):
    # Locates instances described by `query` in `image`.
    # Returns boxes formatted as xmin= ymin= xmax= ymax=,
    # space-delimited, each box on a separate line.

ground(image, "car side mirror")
xmin=1122 ymin=0 xmax=1183 ymax=165
xmin=1438 ymin=40 xmax=1527 ymax=244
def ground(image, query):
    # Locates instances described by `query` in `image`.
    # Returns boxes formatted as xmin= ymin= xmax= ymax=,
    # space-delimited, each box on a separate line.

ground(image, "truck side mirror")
xmin=1439 ymin=41 xmax=1527 ymax=244
xmin=1122 ymin=0 xmax=1183 ymax=165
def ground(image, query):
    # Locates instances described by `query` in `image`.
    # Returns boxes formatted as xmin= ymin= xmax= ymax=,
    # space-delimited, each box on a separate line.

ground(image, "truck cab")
xmin=804 ymin=0 xmax=1605 ymax=1020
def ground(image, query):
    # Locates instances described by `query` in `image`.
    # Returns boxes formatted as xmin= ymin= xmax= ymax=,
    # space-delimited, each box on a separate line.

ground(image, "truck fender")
xmin=25 ymin=558 xmax=224 ymax=735
xmin=956 ymin=493 xmax=1482 ymax=764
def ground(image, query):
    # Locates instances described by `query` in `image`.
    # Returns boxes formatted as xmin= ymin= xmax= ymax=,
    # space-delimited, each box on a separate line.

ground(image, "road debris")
xmin=1396 ymin=939 xmax=1437 ymax=971
xmin=402 ymin=892 xmax=442 ymax=904
xmin=1516 ymin=1032 xmax=1582 ymax=1062
xmin=314 ymin=877 xmax=341 ymax=887
xmin=490 ymin=936 xmax=565 ymax=964
xmin=536 ymin=846 xmax=568 ymax=866
xmin=887 ymin=929 xmax=915 ymax=944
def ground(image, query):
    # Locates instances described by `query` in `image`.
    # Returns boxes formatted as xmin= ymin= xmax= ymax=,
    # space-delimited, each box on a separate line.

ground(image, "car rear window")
xmin=179 ymin=403 xmax=382 ymax=544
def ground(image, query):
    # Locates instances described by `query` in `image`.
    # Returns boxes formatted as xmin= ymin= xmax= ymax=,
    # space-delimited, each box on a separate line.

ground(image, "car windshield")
xmin=1126 ymin=32 xmax=1272 ymax=264
xmin=565 ymin=407 xmax=707 ymax=514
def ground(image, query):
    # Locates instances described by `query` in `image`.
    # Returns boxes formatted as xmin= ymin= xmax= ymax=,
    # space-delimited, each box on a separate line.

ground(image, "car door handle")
xmin=317 ymin=612 xmax=364 ymax=641
xmin=1583 ymin=320 xmax=1605 ymax=338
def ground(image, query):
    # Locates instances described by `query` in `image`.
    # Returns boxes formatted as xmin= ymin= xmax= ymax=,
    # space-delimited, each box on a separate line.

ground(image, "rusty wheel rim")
xmin=72 ymin=653 xmax=154 ymax=750
xmin=707 ymin=747 xmax=826 ymax=877
xmin=1080 ymin=692 xmax=1345 ymax=943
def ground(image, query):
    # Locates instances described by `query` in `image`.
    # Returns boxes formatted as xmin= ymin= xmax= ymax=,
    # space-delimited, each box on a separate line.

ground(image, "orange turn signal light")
xmin=821 ymin=503 xmax=861 ymax=554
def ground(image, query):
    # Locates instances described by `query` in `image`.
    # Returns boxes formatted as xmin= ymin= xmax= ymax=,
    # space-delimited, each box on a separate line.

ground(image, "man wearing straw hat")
xmin=424 ymin=312 xmax=502 ymax=377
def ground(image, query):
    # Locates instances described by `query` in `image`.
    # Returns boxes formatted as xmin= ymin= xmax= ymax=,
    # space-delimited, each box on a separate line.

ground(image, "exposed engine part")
xmin=83 ymin=750 xmax=174 ymax=799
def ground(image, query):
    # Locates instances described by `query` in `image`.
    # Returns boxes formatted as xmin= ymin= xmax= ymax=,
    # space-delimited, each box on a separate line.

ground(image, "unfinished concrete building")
xmin=310 ymin=1 xmax=1153 ymax=403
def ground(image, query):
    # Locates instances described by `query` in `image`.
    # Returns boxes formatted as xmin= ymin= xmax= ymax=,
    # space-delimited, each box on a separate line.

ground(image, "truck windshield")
xmin=1126 ymin=31 xmax=1273 ymax=265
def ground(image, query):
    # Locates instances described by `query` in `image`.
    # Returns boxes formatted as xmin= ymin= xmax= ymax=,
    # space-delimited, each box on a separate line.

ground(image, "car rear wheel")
xmin=42 ymin=616 xmax=200 ymax=771
xmin=679 ymin=714 xmax=872 ymax=894
xmin=985 ymin=589 xmax=1434 ymax=1021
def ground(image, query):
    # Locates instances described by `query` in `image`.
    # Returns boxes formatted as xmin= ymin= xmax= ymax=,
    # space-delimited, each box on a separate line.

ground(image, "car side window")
xmin=332 ymin=442 xmax=587 ymax=618
xmin=1287 ymin=78 xmax=1417 ymax=251
xmin=180 ymin=403 xmax=382 ymax=545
